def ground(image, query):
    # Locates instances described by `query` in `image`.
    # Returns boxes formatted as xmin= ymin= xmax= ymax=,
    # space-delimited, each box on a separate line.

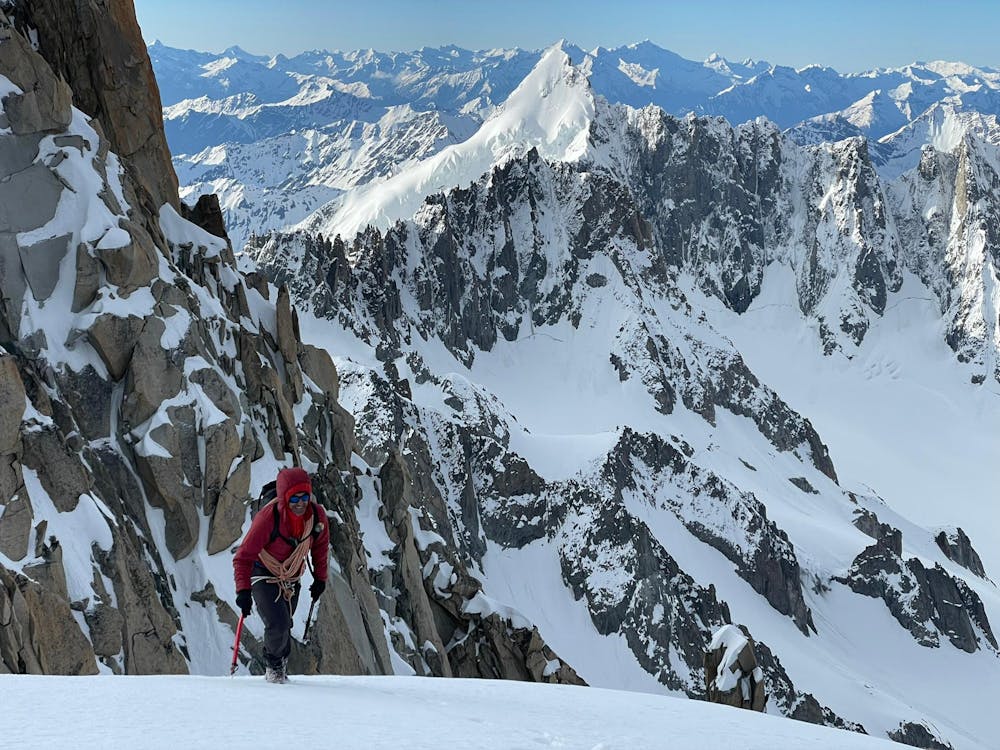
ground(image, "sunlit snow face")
xmin=288 ymin=492 xmax=310 ymax=515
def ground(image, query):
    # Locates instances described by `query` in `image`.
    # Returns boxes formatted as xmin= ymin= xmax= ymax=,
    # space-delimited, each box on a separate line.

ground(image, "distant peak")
xmin=216 ymin=44 xmax=272 ymax=63
xmin=797 ymin=63 xmax=833 ymax=73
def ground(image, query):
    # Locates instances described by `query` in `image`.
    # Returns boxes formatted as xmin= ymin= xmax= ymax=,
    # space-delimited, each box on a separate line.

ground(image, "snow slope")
xmin=704 ymin=265 xmax=1000 ymax=578
xmin=1 ymin=675 xmax=899 ymax=749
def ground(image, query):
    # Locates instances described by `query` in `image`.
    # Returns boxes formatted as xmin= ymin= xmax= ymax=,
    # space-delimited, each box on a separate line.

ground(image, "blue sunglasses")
xmin=288 ymin=492 xmax=310 ymax=504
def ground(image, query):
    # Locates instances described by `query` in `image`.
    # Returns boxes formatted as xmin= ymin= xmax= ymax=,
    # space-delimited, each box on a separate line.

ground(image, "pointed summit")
xmin=219 ymin=44 xmax=269 ymax=64
xmin=306 ymin=45 xmax=597 ymax=240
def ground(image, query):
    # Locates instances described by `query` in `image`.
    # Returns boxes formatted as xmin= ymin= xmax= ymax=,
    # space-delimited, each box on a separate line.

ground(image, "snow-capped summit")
xmin=154 ymin=40 xmax=1000 ymax=250
xmin=703 ymin=52 xmax=770 ymax=80
xmin=875 ymin=99 xmax=1000 ymax=178
xmin=300 ymin=44 xmax=597 ymax=240
xmin=219 ymin=44 xmax=269 ymax=64
xmin=786 ymin=89 xmax=910 ymax=147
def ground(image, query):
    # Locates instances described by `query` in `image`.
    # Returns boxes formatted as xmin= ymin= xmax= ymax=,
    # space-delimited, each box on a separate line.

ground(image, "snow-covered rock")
xmin=0 ymin=0 xmax=578 ymax=690
xmin=705 ymin=624 xmax=766 ymax=711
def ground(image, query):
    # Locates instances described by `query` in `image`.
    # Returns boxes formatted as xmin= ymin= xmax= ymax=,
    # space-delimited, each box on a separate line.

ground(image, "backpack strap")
xmin=310 ymin=502 xmax=325 ymax=538
xmin=268 ymin=502 xmax=282 ymax=545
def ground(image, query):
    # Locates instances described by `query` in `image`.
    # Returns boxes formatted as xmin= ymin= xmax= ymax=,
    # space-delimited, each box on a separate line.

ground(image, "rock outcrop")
xmin=934 ymin=527 xmax=987 ymax=579
xmin=835 ymin=517 xmax=997 ymax=654
xmin=10 ymin=0 xmax=179 ymax=211
xmin=374 ymin=447 xmax=584 ymax=684
xmin=887 ymin=721 xmax=954 ymax=750
xmin=704 ymin=624 xmax=766 ymax=712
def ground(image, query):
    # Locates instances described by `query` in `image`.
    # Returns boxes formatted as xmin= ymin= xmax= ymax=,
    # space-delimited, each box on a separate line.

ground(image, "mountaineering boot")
xmin=276 ymin=659 xmax=288 ymax=683
xmin=265 ymin=664 xmax=287 ymax=684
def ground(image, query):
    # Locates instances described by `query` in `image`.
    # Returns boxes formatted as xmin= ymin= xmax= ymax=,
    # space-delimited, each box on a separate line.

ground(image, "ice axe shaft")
xmin=230 ymin=614 xmax=245 ymax=676
xmin=303 ymin=597 xmax=317 ymax=642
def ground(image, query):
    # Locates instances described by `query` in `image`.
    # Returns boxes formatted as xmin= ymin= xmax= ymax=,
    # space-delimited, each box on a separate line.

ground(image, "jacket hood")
xmin=275 ymin=466 xmax=312 ymax=513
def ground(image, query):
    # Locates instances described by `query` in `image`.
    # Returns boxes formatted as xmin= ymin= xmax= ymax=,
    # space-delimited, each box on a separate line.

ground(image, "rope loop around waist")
xmin=255 ymin=535 xmax=314 ymax=604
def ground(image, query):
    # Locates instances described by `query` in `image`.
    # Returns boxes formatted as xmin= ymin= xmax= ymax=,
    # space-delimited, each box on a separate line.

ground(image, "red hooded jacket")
xmin=233 ymin=467 xmax=330 ymax=591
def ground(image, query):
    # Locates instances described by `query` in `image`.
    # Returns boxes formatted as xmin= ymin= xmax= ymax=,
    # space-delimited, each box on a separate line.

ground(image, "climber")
xmin=233 ymin=467 xmax=330 ymax=684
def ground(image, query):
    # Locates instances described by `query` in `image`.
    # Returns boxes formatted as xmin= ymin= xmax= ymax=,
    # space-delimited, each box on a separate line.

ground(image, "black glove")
xmin=309 ymin=579 xmax=326 ymax=601
xmin=236 ymin=589 xmax=253 ymax=616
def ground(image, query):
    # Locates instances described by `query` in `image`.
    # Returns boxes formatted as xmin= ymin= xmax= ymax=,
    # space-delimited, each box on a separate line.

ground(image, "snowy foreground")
xmin=3 ymin=675 xmax=897 ymax=749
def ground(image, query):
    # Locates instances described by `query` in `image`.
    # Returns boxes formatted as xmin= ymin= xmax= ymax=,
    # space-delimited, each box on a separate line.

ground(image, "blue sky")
xmin=134 ymin=0 xmax=999 ymax=73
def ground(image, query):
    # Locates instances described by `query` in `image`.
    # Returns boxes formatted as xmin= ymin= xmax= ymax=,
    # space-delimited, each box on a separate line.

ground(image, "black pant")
xmin=251 ymin=574 xmax=300 ymax=668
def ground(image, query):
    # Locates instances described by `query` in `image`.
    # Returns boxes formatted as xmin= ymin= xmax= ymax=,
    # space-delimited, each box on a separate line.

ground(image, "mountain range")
xmin=151 ymin=40 xmax=1000 ymax=251
xmin=0 ymin=6 xmax=997 ymax=750
xmin=244 ymin=45 xmax=1000 ymax=748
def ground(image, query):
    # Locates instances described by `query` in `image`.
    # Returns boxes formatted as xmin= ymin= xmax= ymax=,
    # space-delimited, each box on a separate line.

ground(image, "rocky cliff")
xmin=10 ymin=0 xmax=178 ymax=211
xmin=0 ymin=1 xmax=578 ymax=685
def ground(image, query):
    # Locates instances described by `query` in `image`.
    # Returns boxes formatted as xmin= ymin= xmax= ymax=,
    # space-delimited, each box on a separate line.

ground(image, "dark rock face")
xmin=934 ymin=528 xmax=987 ymax=579
xmin=887 ymin=721 xmax=954 ymax=749
xmin=614 ymin=113 xmax=902 ymax=354
xmin=181 ymin=193 xmax=230 ymax=241
xmin=835 ymin=519 xmax=997 ymax=653
xmin=559 ymin=482 xmax=732 ymax=690
xmin=853 ymin=507 xmax=900 ymax=548
xmin=605 ymin=429 xmax=816 ymax=636
xmin=890 ymin=140 xmax=1000 ymax=384
xmin=375 ymin=448 xmax=583 ymax=684
xmin=623 ymin=111 xmax=773 ymax=312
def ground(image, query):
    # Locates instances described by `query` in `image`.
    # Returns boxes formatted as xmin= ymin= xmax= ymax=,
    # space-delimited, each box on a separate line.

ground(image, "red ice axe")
xmin=230 ymin=614 xmax=245 ymax=676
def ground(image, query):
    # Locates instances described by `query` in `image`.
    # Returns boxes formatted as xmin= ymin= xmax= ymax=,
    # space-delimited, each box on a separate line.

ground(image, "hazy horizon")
xmin=134 ymin=0 xmax=1000 ymax=75
xmin=145 ymin=36 xmax=1000 ymax=77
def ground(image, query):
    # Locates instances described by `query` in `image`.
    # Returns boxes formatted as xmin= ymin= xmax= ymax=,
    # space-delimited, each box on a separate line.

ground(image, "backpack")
xmin=253 ymin=480 xmax=278 ymax=513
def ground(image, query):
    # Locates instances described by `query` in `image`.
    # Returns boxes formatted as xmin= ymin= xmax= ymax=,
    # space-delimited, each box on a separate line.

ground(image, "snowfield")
xmin=1 ymin=675 xmax=899 ymax=749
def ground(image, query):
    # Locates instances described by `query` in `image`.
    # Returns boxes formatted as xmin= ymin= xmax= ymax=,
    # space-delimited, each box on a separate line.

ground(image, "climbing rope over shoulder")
xmin=251 ymin=500 xmax=324 ymax=604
